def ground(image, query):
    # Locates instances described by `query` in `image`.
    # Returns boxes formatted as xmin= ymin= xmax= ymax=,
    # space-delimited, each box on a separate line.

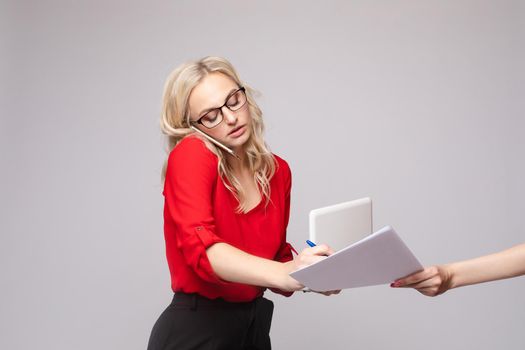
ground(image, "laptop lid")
xmin=309 ymin=197 xmax=373 ymax=252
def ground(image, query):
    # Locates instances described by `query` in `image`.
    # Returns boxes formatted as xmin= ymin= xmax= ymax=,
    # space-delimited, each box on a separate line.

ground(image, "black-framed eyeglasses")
xmin=190 ymin=87 xmax=247 ymax=129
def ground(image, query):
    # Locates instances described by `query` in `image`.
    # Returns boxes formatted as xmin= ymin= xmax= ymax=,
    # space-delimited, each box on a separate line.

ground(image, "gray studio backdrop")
xmin=2 ymin=1 xmax=524 ymax=349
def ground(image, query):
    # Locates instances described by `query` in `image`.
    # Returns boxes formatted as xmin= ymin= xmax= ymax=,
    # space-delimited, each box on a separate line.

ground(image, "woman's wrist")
xmin=268 ymin=261 xmax=301 ymax=291
xmin=444 ymin=263 xmax=459 ymax=290
xmin=261 ymin=260 xmax=287 ymax=289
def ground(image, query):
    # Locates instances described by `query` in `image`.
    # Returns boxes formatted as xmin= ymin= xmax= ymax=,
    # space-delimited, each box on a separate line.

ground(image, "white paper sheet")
xmin=290 ymin=226 xmax=423 ymax=291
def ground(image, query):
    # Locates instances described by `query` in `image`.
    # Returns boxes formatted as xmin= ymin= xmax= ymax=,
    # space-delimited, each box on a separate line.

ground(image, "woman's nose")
xmin=221 ymin=107 xmax=237 ymax=124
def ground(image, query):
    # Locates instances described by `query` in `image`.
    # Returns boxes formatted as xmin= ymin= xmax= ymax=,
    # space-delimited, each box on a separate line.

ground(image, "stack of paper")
xmin=289 ymin=226 xmax=423 ymax=291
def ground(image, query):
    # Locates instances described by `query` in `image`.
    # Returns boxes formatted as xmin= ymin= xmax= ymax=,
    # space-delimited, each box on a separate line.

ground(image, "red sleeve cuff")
xmin=274 ymin=242 xmax=296 ymax=263
xmin=177 ymin=225 xmax=231 ymax=286
xmin=270 ymin=242 xmax=297 ymax=297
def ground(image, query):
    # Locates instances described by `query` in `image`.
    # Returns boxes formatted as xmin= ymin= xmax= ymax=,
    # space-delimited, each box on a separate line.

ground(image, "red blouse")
xmin=162 ymin=135 xmax=296 ymax=302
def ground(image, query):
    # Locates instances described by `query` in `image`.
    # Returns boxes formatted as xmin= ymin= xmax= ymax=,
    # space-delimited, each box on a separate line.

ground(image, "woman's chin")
xmin=228 ymin=132 xmax=250 ymax=151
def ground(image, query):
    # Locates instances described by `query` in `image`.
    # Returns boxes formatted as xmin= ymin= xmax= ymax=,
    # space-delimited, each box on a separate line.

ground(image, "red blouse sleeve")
xmin=163 ymin=136 xmax=229 ymax=285
xmin=271 ymin=158 xmax=297 ymax=297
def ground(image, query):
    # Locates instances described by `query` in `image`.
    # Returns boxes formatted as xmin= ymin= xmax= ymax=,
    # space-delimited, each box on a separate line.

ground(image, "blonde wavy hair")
xmin=160 ymin=56 xmax=277 ymax=213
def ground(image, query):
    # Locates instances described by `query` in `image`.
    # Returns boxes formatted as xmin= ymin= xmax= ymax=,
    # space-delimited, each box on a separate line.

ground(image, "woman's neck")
xmin=229 ymin=153 xmax=249 ymax=173
xmin=228 ymin=143 xmax=249 ymax=172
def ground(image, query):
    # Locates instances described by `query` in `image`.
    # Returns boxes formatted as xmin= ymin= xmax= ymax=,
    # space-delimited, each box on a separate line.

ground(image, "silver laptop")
xmin=309 ymin=197 xmax=373 ymax=252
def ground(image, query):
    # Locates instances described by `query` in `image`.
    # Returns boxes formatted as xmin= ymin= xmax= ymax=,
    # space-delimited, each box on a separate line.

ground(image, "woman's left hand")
xmin=317 ymin=289 xmax=341 ymax=296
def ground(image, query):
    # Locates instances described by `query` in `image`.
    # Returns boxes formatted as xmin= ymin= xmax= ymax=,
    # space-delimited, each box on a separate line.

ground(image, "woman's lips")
xmin=229 ymin=125 xmax=246 ymax=138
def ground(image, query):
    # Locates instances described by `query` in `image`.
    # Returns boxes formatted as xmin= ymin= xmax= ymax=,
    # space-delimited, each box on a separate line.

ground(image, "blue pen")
xmin=306 ymin=240 xmax=329 ymax=257
xmin=302 ymin=240 xmax=319 ymax=293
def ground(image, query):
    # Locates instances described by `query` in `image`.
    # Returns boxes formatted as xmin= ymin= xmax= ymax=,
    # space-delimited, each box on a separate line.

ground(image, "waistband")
xmin=171 ymin=292 xmax=261 ymax=310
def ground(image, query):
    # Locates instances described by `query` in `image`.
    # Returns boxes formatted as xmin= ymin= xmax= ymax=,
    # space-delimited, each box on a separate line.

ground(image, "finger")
xmin=394 ymin=276 xmax=431 ymax=289
xmin=323 ymin=289 xmax=342 ymax=296
xmin=393 ymin=266 xmax=437 ymax=287
xmin=416 ymin=286 xmax=440 ymax=297
xmin=308 ymin=244 xmax=334 ymax=256
xmin=402 ymin=275 xmax=443 ymax=293
xmin=294 ymin=251 xmax=331 ymax=269
xmin=394 ymin=270 xmax=428 ymax=286
xmin=391 ymin=273 xmax=425 ymax=287
xmin=323 ymin=244 xmax=335 ymax=256
xmin=320 ymin=291 xmax=336 ymax=296
xmin=406 ymin=276 xmax=440 ymax=290
xmin=396 ymin=275 xmax=434 ymax=289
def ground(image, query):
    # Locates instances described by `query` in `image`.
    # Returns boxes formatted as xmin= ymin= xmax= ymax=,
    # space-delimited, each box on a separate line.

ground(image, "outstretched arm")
xmin=207 ymin=243 xmax=334 ymax=292
xmin=391 ymin=243 xmax=525 ymax=296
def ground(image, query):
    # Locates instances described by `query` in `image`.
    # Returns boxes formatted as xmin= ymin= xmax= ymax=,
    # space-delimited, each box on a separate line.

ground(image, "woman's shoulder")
xmin=272 ymin=153 xmax=291 ymax=179
xmin=166 ymin=135 xmax=218 ymax=175
xmin=272 ymin=153 xmax=289 ymax=167
xmin=169 ymin=135 xmax=217 ymax=161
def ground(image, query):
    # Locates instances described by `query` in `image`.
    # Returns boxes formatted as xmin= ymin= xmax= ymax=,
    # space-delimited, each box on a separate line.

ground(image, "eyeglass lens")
xmin=199 ymin=89 xmax=246 ymax=128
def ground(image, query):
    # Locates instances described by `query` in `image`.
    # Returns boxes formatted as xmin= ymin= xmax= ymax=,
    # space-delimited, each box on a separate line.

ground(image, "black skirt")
xmin=147 ymin=292 xmax=274 ymax=350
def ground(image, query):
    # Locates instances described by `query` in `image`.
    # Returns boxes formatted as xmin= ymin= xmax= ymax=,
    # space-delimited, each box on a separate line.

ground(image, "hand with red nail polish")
xmin=391 ymin=265 xmax=454 ymax=297
xmin=390 ymin=243 xmax=525 ymax=297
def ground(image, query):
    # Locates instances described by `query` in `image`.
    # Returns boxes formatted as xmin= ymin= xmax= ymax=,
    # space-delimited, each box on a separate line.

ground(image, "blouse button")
xmin=196 ymin=226 xmax=203 ymax=231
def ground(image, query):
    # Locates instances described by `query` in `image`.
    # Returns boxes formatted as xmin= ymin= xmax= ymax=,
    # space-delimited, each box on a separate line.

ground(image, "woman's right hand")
xmin=292 ymin=244 xmax=335 ymax=271
xmin=279 ymin=244 xmax=335 ymax=292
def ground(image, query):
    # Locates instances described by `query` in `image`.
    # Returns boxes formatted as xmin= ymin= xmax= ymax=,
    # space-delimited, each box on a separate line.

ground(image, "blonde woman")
xmin=147 ymin=56 xmax=338 ymax=350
